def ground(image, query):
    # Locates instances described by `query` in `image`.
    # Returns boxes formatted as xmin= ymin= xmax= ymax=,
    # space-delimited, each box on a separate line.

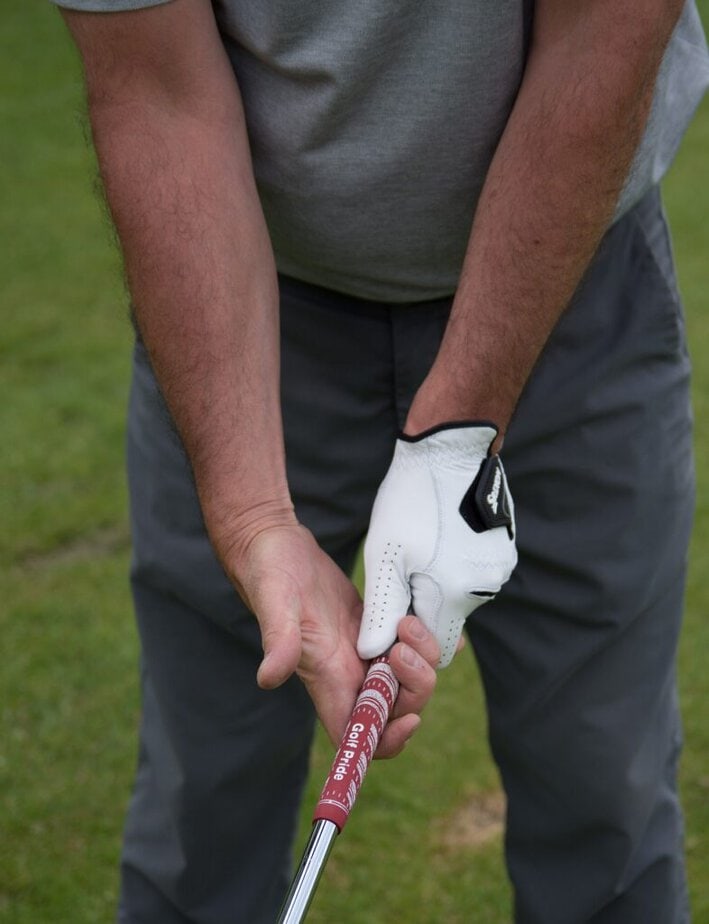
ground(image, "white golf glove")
xmin=357 ymin=422 xmax=517 ymax=668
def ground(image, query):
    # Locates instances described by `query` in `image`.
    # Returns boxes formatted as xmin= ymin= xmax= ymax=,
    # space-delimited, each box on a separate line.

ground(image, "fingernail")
xmin=407 ymin=618 xmax=428 ymax=640
xmin=400 ymin=644 xmax=423 ymax=668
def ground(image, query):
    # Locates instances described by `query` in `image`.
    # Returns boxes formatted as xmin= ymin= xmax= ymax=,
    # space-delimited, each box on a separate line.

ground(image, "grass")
xmin=2 ymin=2 xmax=708 ymax=922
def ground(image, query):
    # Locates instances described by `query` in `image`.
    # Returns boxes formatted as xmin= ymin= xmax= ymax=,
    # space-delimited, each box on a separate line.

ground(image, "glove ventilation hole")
xmin=441 ymin=619 xmax=464 ymax=667
xmin=364 ymin=542 xmax=402 ymax=631
xmin=442 ymin=630 xmax=457 ymax=666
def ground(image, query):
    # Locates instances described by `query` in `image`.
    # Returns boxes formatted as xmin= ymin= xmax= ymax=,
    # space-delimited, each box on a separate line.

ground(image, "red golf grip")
xmin=312 ymin=655 xmax=399 ymax=832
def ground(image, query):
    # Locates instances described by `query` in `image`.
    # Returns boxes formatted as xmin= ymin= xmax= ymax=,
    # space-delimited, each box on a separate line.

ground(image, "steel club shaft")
xmin=275 ymin=819 xmax=339 ymax=924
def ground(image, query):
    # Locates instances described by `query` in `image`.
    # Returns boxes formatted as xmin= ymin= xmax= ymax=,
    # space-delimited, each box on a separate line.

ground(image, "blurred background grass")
xmin=1 ymin=2 xmax=708 ymax=921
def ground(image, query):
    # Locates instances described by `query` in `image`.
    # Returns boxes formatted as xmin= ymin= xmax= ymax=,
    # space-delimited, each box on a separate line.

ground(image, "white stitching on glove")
xmin=357 ymin=422 xmax=517 ymax=668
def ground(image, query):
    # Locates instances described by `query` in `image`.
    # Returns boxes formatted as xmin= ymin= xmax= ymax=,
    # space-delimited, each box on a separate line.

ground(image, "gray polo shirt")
xmin=55 ymin=0 xmax=709 ymax=301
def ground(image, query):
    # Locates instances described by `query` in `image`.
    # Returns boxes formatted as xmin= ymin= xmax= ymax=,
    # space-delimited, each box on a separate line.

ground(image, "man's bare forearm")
xmin=64 ymin=2 xmax=293 ymax=559
xmin=102 ymin=103 xmax=291 ymax=552
xmin=406 ymin=0 xmax=684 ymax=440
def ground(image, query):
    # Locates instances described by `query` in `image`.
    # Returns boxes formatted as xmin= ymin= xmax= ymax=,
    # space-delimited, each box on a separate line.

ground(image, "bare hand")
xmin=226 ymin=523 xmax=440 ymax=757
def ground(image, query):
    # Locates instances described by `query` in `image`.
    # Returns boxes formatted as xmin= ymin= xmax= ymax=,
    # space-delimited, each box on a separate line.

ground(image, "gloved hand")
xmin=357 ymin=422 xmax=517 ymax=668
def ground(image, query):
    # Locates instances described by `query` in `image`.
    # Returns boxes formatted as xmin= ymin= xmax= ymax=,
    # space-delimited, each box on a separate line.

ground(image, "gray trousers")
xmin=119 ymin=187 xmax=694 ymax=924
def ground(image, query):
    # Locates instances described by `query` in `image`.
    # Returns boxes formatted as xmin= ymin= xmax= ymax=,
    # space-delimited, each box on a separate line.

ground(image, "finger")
xmin=431 ymin=608 xmax=467 ymax=668
xmin=396 ymin=614 xmax=441 ymax=668
xmin=253 ymin=584 xmax=303 ymax=689
xmin=357 ymin=538 xmax=411 ymax=660
xmin=388 ymin=641 xmax=437 ymax=721
xmin=410 ymin=572 xmax=469 ymax=668
xmin=375 ymin=713 xmax=421 ymax=759
xmin=256 ymin=615 xmax=302 ymax=688
xmin=300 ymin=647 xmax=367 ymax=747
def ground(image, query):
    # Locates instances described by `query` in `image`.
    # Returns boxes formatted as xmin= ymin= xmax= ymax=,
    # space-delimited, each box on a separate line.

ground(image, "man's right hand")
xmin=224 ymin=522 xmax=440 ymax=759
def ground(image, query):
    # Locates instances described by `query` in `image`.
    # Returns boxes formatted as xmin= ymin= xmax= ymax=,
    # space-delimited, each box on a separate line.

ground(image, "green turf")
xmin=2 ymin=3 xmax=708 ymax=922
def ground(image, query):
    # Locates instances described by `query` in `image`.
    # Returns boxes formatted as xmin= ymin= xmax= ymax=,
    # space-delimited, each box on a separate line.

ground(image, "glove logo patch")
xmin=486 ymin=467 xmax=502 ymax=515
xmin=459 ymin=455 xmax=513 ymax=535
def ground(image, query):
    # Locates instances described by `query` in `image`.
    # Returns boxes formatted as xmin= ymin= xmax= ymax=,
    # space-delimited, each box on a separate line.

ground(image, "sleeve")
xmin=615 ymin=0 xmax=709 ymax=219
xmin=50 ymin=0 xmax=173 ymax=11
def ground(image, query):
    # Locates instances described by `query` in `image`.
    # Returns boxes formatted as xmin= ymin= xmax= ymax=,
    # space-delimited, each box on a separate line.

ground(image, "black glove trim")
xmin=398 ymin=420 xmax=499 ymax=444
xmin=459 ymin=455 xmax=513 ymax=534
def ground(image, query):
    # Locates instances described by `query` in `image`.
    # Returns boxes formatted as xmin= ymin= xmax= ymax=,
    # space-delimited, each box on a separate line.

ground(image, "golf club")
xmin=276 ymin=654 xmax=398 ymax=924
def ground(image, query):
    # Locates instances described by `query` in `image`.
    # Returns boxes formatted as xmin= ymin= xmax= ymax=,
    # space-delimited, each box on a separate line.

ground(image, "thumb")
xmin=255 ymin=595 xmax=303 ymax=689
xmin=410 ymin=572 xmax=471 ymax=668
xmin=357 ymin=539 xmax=411 ymax=660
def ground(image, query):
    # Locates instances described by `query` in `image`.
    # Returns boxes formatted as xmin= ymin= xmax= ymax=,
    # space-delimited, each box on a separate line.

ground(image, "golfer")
xmin=55 ymin=0 xmax=709 ymax=921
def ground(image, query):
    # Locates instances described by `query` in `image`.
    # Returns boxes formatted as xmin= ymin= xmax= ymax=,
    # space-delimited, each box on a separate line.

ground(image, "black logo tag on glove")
xmin=459 ymin=455 xmax=513 ymax=534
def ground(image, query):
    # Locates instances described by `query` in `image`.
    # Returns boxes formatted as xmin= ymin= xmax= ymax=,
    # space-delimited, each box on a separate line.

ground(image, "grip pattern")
xmin=313 ymin=656 xmax=399 ymax=831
